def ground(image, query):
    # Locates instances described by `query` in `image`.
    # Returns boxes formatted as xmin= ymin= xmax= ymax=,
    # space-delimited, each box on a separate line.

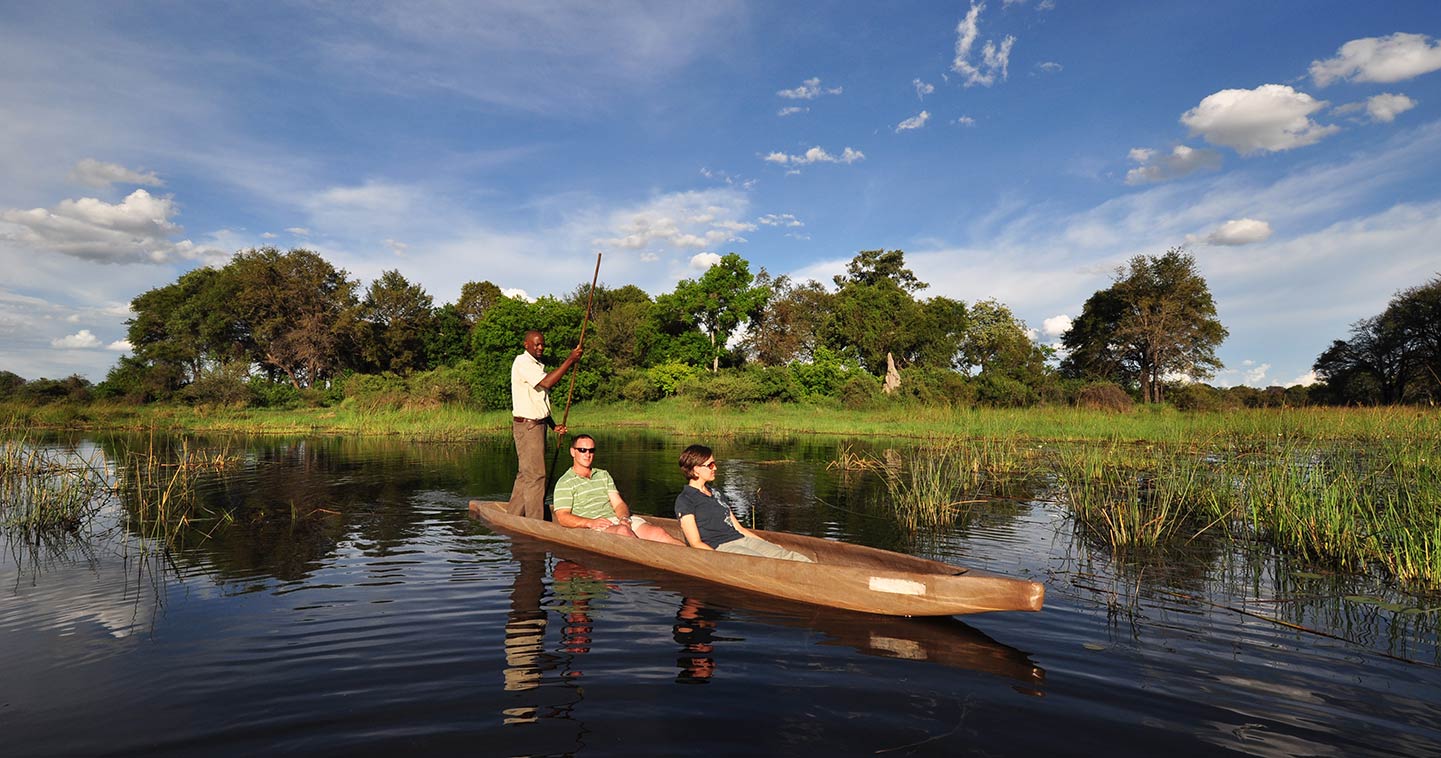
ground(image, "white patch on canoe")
xmin=870 ymin=634 xmax=926 ymax=660
xmin=868 ymin=576 xmax=926 ymax=595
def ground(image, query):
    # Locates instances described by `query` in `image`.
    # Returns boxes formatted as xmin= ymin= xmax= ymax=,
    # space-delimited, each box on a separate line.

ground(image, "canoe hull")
xmin=468 ymin=500 xmax=1044 ymax=616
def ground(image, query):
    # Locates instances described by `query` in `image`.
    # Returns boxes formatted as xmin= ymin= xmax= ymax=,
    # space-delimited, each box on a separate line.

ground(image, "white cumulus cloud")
xmin=1310 ymin=32 xmax=1441 ymax=86
xmin=1042 ymin=314 xmax=1072 ymax=337
xmin=1365 ymin=92 xmax=1417 ymax=123
xmin=763 ymin=146 xmax=865 ymax=167
xmin=689 ymin=252 xmax=722 ymax=269
xmin=1036 ymin=61 xmax=1062 ymax=74
xmin=591 ymin=188 xmax=753 ymax=254
xmin=1125 ymin=145 xmax=1222 ymax=184
xmin=1181 ymin=84 xmax=1339 ymax=154
xmin=777 ymin=77 xmax=843 ymax=100
xmin=951 ymin=1 xmax=1015 ymax=87
xmin=1203 ymin=218 xmax=1274 ymax=246
xmin=107 ymin=339 xmax=132 ymax=352
xmin=68 ymin=159 xmax=163 ymax=189
xmin=777 ymin=106 xmax=808 ymax=117
xmin=895 ymin=111 xmax=931 ymax=132
xmin=758 ymin=213 xmax=804 ymax=227
xmin=52 ymin=330 xmax=102 ymax=349
xmin=913 ymin=78 xmax=935 ymax=99
xmin=0 ymin=189 xmax=226 ymax=264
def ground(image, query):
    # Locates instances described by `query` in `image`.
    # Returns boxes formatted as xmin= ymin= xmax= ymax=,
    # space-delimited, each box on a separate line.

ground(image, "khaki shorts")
xmin=605 ymin=515 xmax=651 ymax=531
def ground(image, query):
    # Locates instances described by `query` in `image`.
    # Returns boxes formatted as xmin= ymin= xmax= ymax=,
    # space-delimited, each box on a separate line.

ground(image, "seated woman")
xmin=673 ymin=444 xmax=812 ymax=562
xmin=553 ymin=434 xmax=683 ymax=545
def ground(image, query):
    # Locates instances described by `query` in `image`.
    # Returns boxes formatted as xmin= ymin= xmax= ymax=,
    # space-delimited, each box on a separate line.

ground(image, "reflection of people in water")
xmin=501 ymin=543 xmax=550 ymax=724
xmin=551 ymin=559 xmax=615 ymax=661
xmin=672 ymin=596 xmax=729 ymax=684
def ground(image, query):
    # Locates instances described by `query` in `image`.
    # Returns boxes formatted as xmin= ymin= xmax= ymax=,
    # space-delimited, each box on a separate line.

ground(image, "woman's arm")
xmin=729 ymin=509 xmax=761 ymax=539
xmin=679 ymin=514 xmax=712 ymax=550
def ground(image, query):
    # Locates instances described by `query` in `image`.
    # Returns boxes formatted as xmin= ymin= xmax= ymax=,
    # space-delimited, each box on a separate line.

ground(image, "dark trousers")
xmin=507 ymin=418 xmax=547 ymax=519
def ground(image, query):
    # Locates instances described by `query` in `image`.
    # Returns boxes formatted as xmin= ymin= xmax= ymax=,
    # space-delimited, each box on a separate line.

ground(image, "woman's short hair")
xmin=678 ymin=444 xmax=713 ymax=481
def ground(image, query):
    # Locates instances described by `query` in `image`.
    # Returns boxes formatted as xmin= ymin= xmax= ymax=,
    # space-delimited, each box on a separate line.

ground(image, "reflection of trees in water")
xmin=87 ymin=433 xmax=521 ymax=585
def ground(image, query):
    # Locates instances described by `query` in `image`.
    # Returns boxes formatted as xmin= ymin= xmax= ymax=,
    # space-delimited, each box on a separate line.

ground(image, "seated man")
xmin=552 ymin=435 xmax=684 ymax=545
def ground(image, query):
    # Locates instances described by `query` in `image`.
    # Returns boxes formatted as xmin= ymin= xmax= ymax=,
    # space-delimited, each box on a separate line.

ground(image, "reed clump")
xmin=0 ymin=437 xmax=112 ymax=536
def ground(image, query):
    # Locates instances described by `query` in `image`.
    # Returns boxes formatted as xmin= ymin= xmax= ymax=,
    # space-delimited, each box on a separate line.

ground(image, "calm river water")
xmin=2 ymin=431 xmax=1438 ymax=756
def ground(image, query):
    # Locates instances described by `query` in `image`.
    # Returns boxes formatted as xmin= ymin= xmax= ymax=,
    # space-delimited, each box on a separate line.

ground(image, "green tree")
xmin=743 ymin=273 xmax=834 ymax=366
xmin=825 ymin=249 xmax=950 ymax=375
xmin=226 ymin=247 xmax=360 ymax=388
xmin=357 ymin=269 xmax=435 ymax=375
xmin=660 ymin=253 xmax=769 ymax=372
xmin=425 ymin=303 xmax=472 ymax=368
xmin=833 ymin=248 xmax=926 ymax=293
xmin=1061 ymin=248 xmax=1227 ymax=403
xmin=470 ymin=295 xmax=594 ymax=410
xmin=456 ymin=280 xmax=503 ymax=326
xmin=126 ymin=266 xmax=242 ymax=393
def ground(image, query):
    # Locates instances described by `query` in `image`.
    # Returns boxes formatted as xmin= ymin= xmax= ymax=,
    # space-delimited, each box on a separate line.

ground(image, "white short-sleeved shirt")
xmin=511 ymin=351 xmax=551 ymax=419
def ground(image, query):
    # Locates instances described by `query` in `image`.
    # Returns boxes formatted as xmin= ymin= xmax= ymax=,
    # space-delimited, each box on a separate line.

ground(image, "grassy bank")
xmin=4 ymin=398 xmax=1438 ymax=443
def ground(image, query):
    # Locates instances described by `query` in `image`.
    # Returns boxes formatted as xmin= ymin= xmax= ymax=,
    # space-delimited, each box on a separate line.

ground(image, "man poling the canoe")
xmin=504 ymin=252 xmax=600 ymax=520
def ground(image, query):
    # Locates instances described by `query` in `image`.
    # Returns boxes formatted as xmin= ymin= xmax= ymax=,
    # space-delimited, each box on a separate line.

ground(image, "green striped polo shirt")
xmin=552 ymin=468 xmax=619 ymax=520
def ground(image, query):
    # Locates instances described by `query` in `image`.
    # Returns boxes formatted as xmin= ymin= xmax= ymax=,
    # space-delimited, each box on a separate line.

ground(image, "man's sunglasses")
xmin=573 ymin=447 xmax=595 ymax=454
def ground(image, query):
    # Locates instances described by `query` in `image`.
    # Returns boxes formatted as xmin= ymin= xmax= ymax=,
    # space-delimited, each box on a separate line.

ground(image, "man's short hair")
xmin=570 ymin=434 xmax=595 ymax=449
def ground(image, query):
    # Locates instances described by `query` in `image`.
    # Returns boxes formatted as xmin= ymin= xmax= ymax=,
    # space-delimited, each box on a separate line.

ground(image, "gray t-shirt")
xmin=674 ymin=486 xmax=743 ymax=549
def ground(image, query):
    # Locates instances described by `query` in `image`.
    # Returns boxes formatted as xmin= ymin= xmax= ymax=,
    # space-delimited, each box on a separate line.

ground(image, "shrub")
xmin=410 ymin=365 xmax=473 ymax=406
xmin=837 ymin=372 xmax=882 ymax=409
xmin=972 ymin=373 xmax=1035 ymax=407
xmin=1075 ymin=381 xmax=1134 ymax=412
xmin=678 ymin=369 xmax=767 ymax=405
xmin=1168 ymin=382 xmax=1241 ymax=412
xmin=617 ymin=369 xmax=661 ymax=403
xmin=344 ymin=372 xmax=409 ymax=411
xmin=179 ymin=364 xmax=251 ymax=407
xmin=893 ymin=367 xmax=974 ymax=407
xmin=249 ymin=378 xmax=303 ymax=409
xmin=647 ymin=362 xmax=699 ymax=397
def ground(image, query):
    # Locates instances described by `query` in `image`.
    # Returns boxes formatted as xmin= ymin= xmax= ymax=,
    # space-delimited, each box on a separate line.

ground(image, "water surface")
xmin=1 ymin=432 xmax=1437 ymax=756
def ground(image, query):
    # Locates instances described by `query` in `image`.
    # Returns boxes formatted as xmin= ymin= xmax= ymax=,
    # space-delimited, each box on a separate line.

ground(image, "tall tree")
xmin=833 ymin=249 xmax=926 ymax=293
xmin=660 ymin=253 xmax=769 ymax=372
xmin=743 ymin=272 xmax=834 ymax=366
xmin=226 ymin=247 xmax=360 ymax=388
xmin=1061 ymin=248 xmax=1227 ymax=403
xmin=357 ymin=270 xmax=435 ymax=375
xmin=126 ymin=266 xmax=241 ymax=392
xmin=1312 ymin=275 xmax=1441 ymax=405
xmin=456 ymin=280 xmax=503 ymax=326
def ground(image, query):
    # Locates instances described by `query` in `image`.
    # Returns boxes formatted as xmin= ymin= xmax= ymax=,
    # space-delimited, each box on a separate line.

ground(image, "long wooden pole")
xmin=544 ymin=253 xmax=603 ymax=515
xmin=559 ymin=252 xmax=602 ymax=432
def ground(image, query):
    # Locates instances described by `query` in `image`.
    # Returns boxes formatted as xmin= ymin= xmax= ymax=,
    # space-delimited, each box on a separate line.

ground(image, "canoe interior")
xmin=468 ymin=500 xmax=1044 ymax=617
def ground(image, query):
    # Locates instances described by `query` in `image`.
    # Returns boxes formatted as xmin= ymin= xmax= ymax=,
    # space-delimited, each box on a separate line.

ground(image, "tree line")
xmin=1311 ymin=275 xmax=1441 ymax=405
xmin=8 ymin=245 xmax=1425 ymax=411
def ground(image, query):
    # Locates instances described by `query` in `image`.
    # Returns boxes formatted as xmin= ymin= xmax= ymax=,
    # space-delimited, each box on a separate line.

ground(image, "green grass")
xmin=6 ymin=398 xmax=1439 ymax=444
xmin=7 ymin=399 xmax=1441 ymax=586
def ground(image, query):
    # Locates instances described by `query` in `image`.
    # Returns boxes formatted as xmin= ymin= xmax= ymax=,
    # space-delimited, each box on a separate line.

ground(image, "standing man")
xmin=508 ymin=329 xmax=582 ymax=519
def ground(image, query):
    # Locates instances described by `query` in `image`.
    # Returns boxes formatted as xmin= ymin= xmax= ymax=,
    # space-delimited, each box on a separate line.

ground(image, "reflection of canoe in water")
xmin=510 ymin=535 xmax=1045 ymax=687
xmin=468 ymin=500 xmax=1044 ymax=617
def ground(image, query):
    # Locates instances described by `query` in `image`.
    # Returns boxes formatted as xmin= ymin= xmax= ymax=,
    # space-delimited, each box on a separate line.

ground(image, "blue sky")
xmin=3 ymin=1 xmax=1440 ymax=388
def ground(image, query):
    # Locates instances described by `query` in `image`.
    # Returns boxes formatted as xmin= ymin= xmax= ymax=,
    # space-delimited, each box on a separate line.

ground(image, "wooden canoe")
xmin=468 ymin=500 xmax=1044 ymax=616
xmin=507 ymin=534 xmax=1046 ymax=685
